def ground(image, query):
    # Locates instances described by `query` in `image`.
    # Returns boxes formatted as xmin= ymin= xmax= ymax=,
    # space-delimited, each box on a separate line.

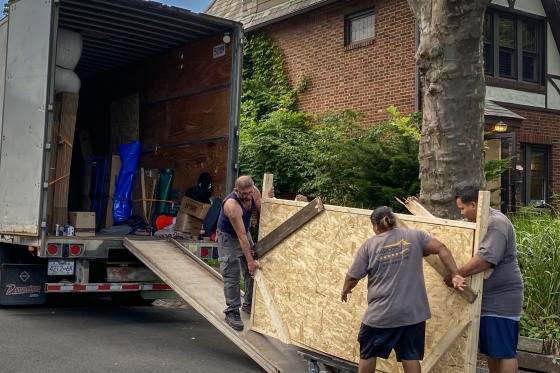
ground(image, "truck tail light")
xmin=200 ymin=247 xmax=210 ymax=258
xmin=47 ymin=244 xmax=59 ymax=256
xmin=69 ymin=245 xmax=82 ymax=256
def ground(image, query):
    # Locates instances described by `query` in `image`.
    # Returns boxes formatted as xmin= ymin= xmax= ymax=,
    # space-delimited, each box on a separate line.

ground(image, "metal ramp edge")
xmin=123 ymin=238 xmax=309 ymax=373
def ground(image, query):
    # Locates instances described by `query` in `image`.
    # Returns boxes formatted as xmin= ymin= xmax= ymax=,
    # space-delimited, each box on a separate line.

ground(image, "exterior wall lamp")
xmin=491 ymin=121 xmax=508 ymax=133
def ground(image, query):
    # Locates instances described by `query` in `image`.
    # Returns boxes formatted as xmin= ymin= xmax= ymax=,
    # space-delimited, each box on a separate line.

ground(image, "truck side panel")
xmin=0 ymin=0 xmax=53 ymax=235
xmin=0 ymin=19 xmax=7 ymax=149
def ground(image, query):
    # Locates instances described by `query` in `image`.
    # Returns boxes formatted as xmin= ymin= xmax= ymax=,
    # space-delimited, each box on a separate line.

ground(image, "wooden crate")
xmin=252 ymin=175 xmax=488 ymax=373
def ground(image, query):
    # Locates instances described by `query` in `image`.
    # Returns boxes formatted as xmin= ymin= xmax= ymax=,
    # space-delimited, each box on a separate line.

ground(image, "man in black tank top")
xmin=216 ymin=175 xmax=263 ymax=331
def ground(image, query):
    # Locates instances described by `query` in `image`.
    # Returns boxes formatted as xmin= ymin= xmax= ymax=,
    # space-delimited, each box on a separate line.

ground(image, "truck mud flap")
xmin=0 ymin=264 xmax=46 ymax=305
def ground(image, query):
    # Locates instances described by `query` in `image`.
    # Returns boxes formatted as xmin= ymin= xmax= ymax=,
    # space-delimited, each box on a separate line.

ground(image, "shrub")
xmin=512 ymin=207 xmax=560 ymax=340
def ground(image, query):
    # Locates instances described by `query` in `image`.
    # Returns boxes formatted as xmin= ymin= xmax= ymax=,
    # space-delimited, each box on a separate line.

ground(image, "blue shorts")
xmin=357 ymin=322 xmax=425 ymax=361
xmin=479 ymin=316 xmax=519 ymax=359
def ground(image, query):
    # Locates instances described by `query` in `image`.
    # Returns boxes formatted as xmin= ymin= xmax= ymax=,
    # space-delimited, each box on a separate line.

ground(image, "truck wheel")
xmin=110 ymin=292 xmax=154 ymax=306
xmin=308 ymin=361 xmax=320 ymax=373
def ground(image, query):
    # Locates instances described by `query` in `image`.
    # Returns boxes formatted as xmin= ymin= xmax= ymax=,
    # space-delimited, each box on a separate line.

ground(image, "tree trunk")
xmin=408 ymin=0 xmax=491 ymax=218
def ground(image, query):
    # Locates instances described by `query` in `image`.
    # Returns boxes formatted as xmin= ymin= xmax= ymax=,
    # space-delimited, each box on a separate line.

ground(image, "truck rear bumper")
xmin=45 ymin=282 xmax=171 ymax=293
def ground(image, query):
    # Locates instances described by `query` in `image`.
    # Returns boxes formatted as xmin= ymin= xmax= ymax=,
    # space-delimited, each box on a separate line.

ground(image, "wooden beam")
xmin=464 ymin=191 xmax=490 ymax=373
xmin=421 ymin=307 xmax=471 ymax=372
xmin=518 ymin=336 xmax=546 ymax=354
xmin=518 ymin=350 xmax=560 ymax=373
xmin=254 ymin=271 xmax=291 ymax=344
xmin=423 ymin=255 xmax=477 ymax=304
xmin=253 ymin=197 xmax=325 ymax=259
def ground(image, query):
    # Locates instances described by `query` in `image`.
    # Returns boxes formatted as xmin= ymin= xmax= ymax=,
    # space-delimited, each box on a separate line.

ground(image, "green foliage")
xmin=239 ymin=110 xmax=313 ymax=194
xmin=386 ymin=105 xmax=421 ymax=140
xmin=484 ymin=157 xmax=513 ymax=183
xmin=3 ymin=0 xmax=14 ymax=16
xmin=302 ymin=108 xmax=421 ymax=210
xmin=300 ymin=110 xmax=365 ymax=206
xmin=512 ymin=207 xmax=560 ymax=340
xmin=241 ymin=32 xmax=304 ymax=125
xmin=352 ymin=109 xmax=422 ymax=210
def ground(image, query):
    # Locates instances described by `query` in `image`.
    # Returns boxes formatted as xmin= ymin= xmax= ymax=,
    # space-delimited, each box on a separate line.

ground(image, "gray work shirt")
xmin=477 ymin=209 xmax=524 ymax=317
xmin=347 ymin=227 xmax=433 ymax=328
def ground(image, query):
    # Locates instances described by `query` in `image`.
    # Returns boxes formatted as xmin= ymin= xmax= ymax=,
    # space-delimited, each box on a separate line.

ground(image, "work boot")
xmin=225 ymin=311 xmax=244 ymax=331
xmin=241 ymin=305 xmax=251 ymax=314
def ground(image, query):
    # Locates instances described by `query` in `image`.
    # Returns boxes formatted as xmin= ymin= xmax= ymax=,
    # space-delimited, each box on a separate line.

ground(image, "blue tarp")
xmin=113 ymin=141 xmax=140 ymax=224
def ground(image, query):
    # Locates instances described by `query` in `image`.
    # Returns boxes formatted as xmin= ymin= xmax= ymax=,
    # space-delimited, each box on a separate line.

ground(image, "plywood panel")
xmin=139 ymin=141 xmax=228 ymax=198
xmin=138 ymin=34 xmax=232 ymax=103
xmin=140 ymin=88 xmax=230 ymax=147
xmin=49 ymin=92 xmax=79 ymax=232
xmin=254 ymin=197 xmax=483 ymax=372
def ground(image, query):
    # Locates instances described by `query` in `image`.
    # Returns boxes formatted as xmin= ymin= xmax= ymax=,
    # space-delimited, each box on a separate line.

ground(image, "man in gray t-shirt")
xmin=453 ymin=186 xmax=523 ymax=373
xmin=342 ymin=206 xmax=465 ymax=373
xmin=347 ymin=227 xmax=433 ymax=328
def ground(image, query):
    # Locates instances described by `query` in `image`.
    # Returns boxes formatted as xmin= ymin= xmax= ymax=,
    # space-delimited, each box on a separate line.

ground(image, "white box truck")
xmin=0 ymin=0 xmax=243 ymax=305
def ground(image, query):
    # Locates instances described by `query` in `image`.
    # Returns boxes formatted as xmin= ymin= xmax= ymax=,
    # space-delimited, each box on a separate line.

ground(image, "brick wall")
xmin=505 ymin=106 xmax=560 ymax=199
xmin=261 ymin=0 xmax=417 ymax=126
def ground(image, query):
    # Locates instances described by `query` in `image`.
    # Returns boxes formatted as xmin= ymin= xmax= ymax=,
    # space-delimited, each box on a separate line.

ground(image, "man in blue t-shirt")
xmin=216 ymin=175 xmax=263 ymax=331
xmin=452 ymin=185 xmax=523 ymax=373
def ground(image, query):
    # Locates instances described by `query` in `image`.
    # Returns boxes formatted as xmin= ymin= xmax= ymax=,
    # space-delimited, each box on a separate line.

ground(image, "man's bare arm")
xmin=341 ymin=275 xmax=360 ymax=302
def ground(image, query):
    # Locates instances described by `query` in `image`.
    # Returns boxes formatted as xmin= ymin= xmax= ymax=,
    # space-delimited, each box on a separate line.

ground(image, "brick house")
xmin=206 ymin=0 xmax=560 ymax=212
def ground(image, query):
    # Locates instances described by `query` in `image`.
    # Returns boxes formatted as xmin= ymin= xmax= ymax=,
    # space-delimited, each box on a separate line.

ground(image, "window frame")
xmin=520 ymin=144 xmax=550 ymax=207
xmin=345 ymin=8 xmax=375 ymax=46
xmin=484 ymin=9 xmax=544 ymax=85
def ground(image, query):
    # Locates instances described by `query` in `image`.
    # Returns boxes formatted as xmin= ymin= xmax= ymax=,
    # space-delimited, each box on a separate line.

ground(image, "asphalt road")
xmin=0 ymin=294 xmax=264 ymax=373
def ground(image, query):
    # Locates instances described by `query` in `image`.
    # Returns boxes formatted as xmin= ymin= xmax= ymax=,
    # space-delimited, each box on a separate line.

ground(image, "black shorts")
xmin=358 ymin=321 xmax=425 ymax=361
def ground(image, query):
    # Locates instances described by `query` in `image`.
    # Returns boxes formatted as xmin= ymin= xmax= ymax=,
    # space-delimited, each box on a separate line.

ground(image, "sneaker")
xmin=225 ymin=311 xmax=244 ymax=331
xmin=241 ymin=305 xmax=251 ymax=314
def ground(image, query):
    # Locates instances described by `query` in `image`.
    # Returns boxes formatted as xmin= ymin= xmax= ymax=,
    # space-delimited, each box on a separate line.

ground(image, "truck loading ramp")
xmin=123 ymin=238 xmax=310 ymax=373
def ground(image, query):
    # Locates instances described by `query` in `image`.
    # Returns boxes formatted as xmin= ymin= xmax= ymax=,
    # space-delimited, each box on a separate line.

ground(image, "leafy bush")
xmin=512 ymin=207 xmax=560 ymax=340
xmin=241 ymin=32 xmax=304 ymax=125
xmin=239 ymin=110 xmax=313 ymax=194
xmin=301 ymin=108 xmax=421 ymax=210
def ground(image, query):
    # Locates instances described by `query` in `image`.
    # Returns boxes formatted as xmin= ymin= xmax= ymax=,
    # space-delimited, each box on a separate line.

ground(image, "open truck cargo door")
xmin=0 ymin=0 xmax=54 ymax=235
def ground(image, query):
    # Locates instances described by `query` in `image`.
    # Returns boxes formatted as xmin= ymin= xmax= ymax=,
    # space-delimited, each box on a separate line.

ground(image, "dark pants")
xmin=217 ymin=230 xmax=254 ymax=314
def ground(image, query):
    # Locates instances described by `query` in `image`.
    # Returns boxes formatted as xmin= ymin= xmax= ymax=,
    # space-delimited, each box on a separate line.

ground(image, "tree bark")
xmin=408 ymin=0 xmax=491 ymax=218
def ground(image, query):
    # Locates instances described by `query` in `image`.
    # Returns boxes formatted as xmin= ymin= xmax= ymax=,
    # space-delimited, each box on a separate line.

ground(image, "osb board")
xmin=254 ymin=200 xmax=478 ymax=372
xmin=139 ymin=141 xmax=228 ymax=198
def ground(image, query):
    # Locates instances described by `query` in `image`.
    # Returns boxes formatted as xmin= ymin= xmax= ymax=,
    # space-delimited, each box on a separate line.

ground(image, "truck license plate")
xmin=47 ymin=260 xmax=75 ymax=275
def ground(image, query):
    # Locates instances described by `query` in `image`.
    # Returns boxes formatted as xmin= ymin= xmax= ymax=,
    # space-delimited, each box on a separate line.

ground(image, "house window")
xmin=520 ymin=145 xmax=549 ymax=207
xmin=345 ymin=9 xmax=374 ymax=45
xmin=483 ymin=10 xmax=543 ymax=84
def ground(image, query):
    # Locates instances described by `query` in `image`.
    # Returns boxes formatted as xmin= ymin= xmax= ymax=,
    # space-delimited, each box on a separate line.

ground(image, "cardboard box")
xmin=179 ymin=196 xmax=211 ymax=220
xmin=175 ymin=211 xmax=203 ymax=237
xmin=68 ymin=211 xmax=96 ymax=237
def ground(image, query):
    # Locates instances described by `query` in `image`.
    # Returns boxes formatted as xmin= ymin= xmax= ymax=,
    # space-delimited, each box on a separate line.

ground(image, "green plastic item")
xmin=154 ymin=168 xmax=174 ymax=214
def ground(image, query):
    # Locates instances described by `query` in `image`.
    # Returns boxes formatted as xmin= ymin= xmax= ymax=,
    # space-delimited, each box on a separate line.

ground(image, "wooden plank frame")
xmin=252 ymin=175 xmax=488 ymax=372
